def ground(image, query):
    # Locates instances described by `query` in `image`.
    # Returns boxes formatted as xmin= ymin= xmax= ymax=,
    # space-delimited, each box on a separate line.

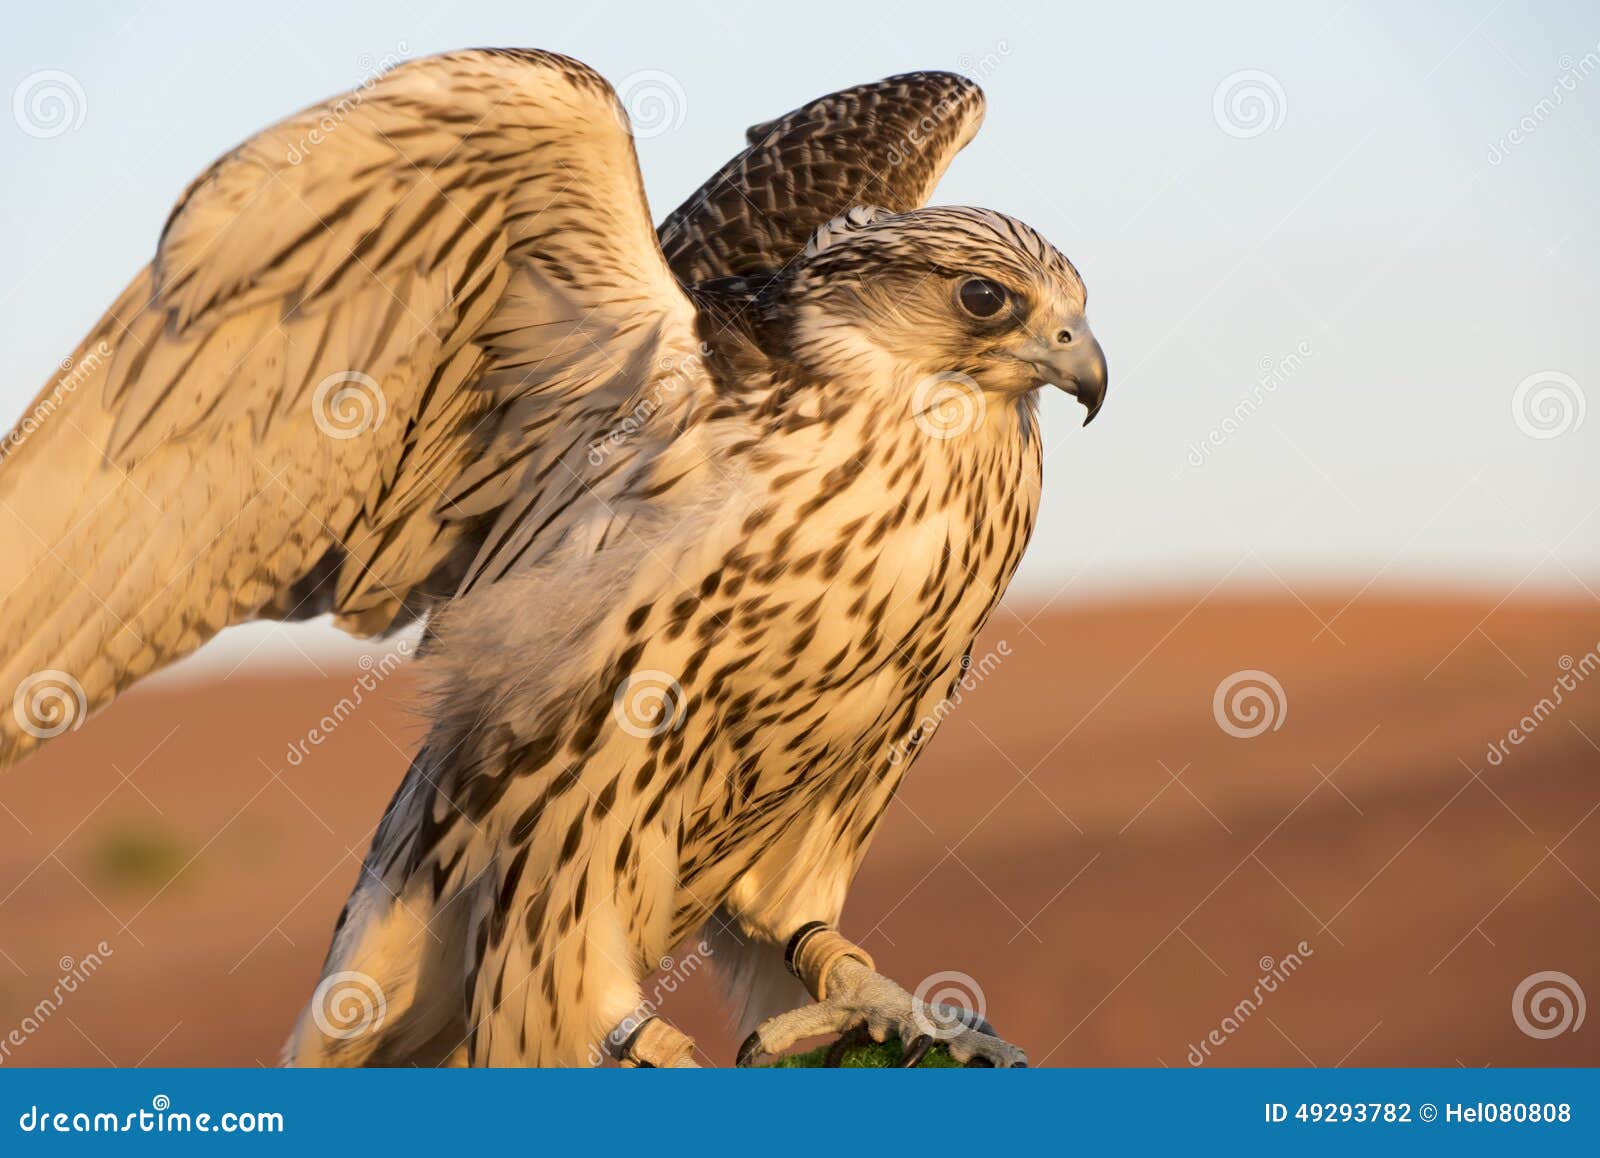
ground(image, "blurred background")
xmin=0 ymin=0 xmax=1595 ymax=1066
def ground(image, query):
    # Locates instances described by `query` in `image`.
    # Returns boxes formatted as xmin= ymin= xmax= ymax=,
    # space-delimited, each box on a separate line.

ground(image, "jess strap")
xmin=784 ymin=922 xmax=875 ymax=1001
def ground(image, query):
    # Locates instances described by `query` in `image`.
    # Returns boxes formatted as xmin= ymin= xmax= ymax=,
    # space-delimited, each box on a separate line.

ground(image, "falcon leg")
xmin=601 ymin=1014 xmax=701 ymax=1068
xmin=735 ymin=923 xmax=1027 ymax=1068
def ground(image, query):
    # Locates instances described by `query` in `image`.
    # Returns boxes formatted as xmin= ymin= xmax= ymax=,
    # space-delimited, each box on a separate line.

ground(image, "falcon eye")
xmin=957 ymin=277 xmax=1009 ymax=319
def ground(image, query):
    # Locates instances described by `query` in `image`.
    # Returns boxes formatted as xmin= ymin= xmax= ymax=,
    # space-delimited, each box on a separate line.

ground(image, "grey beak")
xmin=1032 ymin=331 xmax=1108 ymax=425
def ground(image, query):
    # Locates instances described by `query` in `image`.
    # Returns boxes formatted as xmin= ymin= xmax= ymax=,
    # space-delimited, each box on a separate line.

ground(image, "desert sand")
xmin=1 ymin=589 xmax=1596 ymax=1067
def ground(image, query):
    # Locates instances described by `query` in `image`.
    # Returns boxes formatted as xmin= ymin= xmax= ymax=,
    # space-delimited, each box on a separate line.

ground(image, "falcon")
xmin=0 ymin=49 xmax=1106 ymax=1066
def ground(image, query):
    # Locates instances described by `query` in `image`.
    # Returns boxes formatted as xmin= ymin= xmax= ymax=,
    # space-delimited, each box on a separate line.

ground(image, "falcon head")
xmin=786 ymin=205 xmax=1108 ymax=425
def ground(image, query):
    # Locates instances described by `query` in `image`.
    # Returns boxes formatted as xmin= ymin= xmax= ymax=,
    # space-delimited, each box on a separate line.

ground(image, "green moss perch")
xmin=766 ymin=1034 xmax=965 ymax=1068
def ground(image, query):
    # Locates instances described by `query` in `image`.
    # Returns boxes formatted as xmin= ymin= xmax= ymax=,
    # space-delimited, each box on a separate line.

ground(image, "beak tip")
xmin=1080 ymin=389 xmax=1105 ymax=427
xmin=1031 ymin=335 xmax=1107 ymax=426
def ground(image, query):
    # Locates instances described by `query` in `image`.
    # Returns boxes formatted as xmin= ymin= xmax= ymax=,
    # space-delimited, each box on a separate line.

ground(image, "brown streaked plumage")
xmin=657 ymin=70 xmax=985 ymax=283
xmin=0 ymin=60 xmax=986 ymax=768
xmin=1 ymin=50 xmax=1108 ymax=1067
xmin=287 ymin=197 xmax=1104 ymax=1067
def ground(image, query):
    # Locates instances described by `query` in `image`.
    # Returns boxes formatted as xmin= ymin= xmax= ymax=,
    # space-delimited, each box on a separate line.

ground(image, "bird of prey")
xmin=1 ymin=49 xmax=1106 ymax=1066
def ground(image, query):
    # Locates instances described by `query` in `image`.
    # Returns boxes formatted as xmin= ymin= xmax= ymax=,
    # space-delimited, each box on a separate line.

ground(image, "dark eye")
xmin=957 ymin=277 xmax=1008 ymax=319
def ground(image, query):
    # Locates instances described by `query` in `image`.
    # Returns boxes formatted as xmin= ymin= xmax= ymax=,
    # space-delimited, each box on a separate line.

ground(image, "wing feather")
xmin=657 ymin=71 xmax=984 ymax=283
xmin=0 ymin=49 xmax=701 ymax=764
xmin=0 ymin=60 xmax=985 ymax=767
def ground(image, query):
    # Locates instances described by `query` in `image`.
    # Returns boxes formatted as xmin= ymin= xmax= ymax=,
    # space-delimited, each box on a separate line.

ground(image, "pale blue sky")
xmin=2 ymin=1 xmax=1596 ymax=615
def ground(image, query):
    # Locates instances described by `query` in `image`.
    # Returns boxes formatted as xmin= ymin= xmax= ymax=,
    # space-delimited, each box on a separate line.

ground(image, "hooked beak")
xmin=1021 ymin=328 xmax=1108 ymax=426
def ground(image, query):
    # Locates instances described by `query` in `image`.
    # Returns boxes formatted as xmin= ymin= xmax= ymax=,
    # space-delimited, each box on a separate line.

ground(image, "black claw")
xmin=965 ymin=1055 xmax=994 ymax=1068
xmin=736 ymin=1029 xmax=767 ymax=1068
xmin=898 ymin=1034 xmax=935 ymax=1068
xmin=936 ymin=1002 xmax=997 ymax=1038
xmin=1009 ymin=1060 xmax=1028 ymax=1068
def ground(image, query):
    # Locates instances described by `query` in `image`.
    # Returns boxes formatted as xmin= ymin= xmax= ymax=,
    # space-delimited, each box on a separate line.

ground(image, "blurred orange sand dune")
xmin=1 ymin=589 xmax=1596 ymax=1067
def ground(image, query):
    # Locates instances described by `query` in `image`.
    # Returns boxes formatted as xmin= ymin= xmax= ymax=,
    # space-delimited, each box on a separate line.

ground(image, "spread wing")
xmin=0 ymin=49 xmax=703 ymax=765
xmin=657 ymin=71 xmax=984 ymax=283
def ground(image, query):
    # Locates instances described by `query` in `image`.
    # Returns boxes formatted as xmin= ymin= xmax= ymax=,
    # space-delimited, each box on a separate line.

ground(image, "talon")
xmin=758 ymin=926 xmax=1031 ymax=1069
xmin=736 ymin=1028 xmax=768 ymax=1068
xmin=933 ymin=1002 xmax=997 ymax=1038
xmin=962 ymin=1012 xmax=999 ymax=1038
xmin=898 ymin=1034 xmax=934 ymax=1068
